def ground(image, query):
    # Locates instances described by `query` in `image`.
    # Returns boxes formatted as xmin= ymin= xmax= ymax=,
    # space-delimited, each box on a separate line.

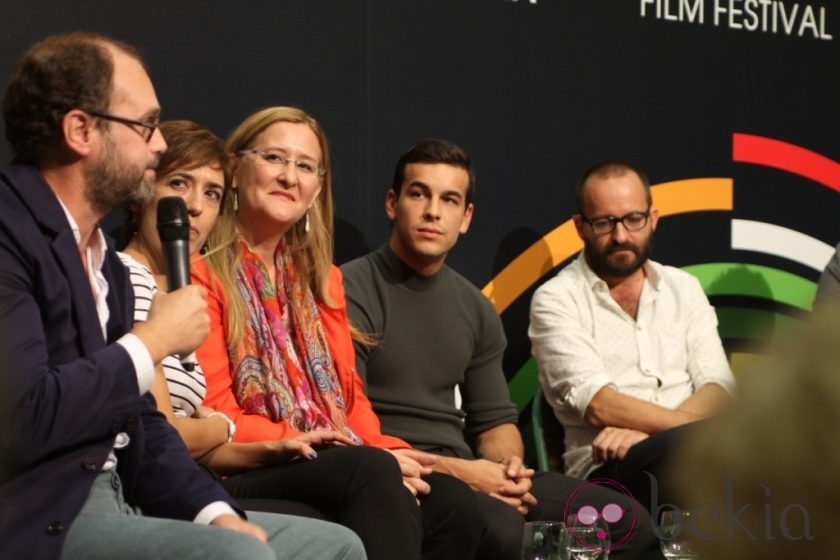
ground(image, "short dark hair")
xmin=1 ymin=32 xmax=143 ymax=164
xmin=391 ymin=138 xmax=476 ymax=206
xmin=124 ymin=119 xmax=231 ymax=241
xmin=575 ymin=160 xmax=651 ymax=215
xmin=157 ymin=120 xmax=232 ymax=191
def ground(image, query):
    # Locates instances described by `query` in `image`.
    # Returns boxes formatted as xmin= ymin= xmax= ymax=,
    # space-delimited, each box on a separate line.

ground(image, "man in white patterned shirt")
xmin=529 ymin=160 xmax=735 ymax=509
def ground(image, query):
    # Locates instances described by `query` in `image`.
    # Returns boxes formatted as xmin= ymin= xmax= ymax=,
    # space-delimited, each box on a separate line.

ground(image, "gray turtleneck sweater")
xmin=341 ymin=244 xmax=517 ymax=458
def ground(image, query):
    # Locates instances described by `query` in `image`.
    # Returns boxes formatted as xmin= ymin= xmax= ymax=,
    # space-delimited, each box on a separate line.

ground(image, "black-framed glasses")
xmin=581 ymin=209 xmax=650 ymax=235
xmin=237 ymin=148 xmax=326 ymax=178
xmin=87 ymin=110 xmax=160 ymax=142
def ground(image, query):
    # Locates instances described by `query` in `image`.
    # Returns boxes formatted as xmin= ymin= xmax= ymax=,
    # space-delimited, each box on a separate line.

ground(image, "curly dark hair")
xmin=1 ymin=32 xmax=143 ymax=164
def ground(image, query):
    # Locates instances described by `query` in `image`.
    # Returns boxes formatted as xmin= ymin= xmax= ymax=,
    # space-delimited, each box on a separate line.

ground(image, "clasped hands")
xmin=388 ymin=450 xmax=537 ymax=514
xmin=468 ymin=456 xmax=537 ymax=515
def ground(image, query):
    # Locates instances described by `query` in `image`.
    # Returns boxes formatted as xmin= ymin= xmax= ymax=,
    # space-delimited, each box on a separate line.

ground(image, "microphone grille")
xmin=157 ymin=196 xmax=190 ymax=242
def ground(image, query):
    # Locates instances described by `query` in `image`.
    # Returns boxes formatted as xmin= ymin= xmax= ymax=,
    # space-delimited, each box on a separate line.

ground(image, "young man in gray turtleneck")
xmin=341 ymin=139 xmax=657 ymax=560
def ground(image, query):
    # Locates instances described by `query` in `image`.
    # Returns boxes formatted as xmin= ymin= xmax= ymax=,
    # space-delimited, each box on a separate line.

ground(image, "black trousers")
xmin=221 ymin=446 xmax=482 ymax=560
xmin=588 ymin=422 xmax=700 ymax=514
xmin=474 ymin=471 xmax=658 ymax=560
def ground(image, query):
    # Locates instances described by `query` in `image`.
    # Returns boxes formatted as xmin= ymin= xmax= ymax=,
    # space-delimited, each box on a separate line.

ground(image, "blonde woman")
xmin=120 ymin=119 xmax=392 ymax=558
xmin=195 ymin=107 xmax=482 ymax=560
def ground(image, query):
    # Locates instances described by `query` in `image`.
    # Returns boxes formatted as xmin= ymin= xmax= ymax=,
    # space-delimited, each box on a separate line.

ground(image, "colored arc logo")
xmin=488 ymin=133 xmax=839 ymax=412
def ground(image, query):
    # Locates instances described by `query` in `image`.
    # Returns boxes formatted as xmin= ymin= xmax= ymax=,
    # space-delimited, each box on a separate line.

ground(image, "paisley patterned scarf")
xmin=231 ymin=239 xmax=360 ymax=442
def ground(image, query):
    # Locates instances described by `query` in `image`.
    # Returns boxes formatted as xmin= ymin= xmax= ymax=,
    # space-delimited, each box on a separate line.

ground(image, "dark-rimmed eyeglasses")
xmin=237 ymin=148 xmax=326 ymax=178
xmin=87 ymin=110 xmax=160 ymax=142
xmin=581 ymin=210 xmax=650 ymax=235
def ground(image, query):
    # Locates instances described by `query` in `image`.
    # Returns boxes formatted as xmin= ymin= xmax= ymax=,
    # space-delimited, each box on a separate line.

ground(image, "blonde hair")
xmin=202 ymin=106 xmax=335 ymax=349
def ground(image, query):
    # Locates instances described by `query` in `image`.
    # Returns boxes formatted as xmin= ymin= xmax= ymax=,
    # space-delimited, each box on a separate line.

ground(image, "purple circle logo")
xmin=563 ymin=478 xmax=641 ymax=551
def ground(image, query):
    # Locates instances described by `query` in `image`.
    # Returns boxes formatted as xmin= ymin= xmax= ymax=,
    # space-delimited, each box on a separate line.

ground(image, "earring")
xmin=304 ymin=211 xmax=310 ymax=233
xmin=232 ymin=189 xmax=239 ymax=212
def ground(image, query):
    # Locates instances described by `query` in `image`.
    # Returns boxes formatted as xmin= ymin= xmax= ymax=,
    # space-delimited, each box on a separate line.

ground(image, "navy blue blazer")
xmin=0 ymin=163 xmax=239 ymax=558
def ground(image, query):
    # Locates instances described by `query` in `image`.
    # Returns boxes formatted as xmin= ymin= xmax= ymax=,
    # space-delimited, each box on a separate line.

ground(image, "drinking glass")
xmin=658 ymin=510 xmax=699 ymax=559
xmin=561 ymin=526 xmax=610 ymax=560
xmin=521 ymin=521 xmax=565 ymax=560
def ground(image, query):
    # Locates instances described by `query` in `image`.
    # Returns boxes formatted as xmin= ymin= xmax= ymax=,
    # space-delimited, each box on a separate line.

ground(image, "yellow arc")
xmin=481 ymin=178 xmax=734 ymax=314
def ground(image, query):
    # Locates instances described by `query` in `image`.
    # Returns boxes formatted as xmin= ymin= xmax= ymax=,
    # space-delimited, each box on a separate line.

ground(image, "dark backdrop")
xmin=2 ymin=1 xmax=838 ymax=412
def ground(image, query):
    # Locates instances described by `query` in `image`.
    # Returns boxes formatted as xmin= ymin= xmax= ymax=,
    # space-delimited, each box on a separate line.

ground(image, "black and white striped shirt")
xmin=118 ymin=252 xmax=207 ymax=417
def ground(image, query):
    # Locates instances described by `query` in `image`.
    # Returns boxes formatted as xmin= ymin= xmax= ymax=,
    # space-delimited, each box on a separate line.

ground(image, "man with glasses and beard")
xmin=529 ymin=161 xmax=735 ymax=510
xmin=0 ymin=32 xmax=363 ymax=560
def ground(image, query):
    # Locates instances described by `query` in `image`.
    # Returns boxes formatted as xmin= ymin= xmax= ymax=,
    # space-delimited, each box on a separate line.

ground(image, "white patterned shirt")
xmin=529 ymin=253 xmax=735 ymax=478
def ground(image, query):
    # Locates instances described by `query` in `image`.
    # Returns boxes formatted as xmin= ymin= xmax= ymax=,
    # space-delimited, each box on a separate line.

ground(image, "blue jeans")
xmin=60 ymin=470 xmax=365 ymax=560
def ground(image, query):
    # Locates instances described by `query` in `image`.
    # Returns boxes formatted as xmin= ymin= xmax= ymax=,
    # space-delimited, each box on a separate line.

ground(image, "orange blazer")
xmin=193 ymin=258 xmax=409 ymax=450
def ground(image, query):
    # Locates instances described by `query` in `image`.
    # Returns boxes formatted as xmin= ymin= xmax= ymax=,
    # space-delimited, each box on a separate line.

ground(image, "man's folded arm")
xmin=584 ymin=386 xmax=702 ymax=433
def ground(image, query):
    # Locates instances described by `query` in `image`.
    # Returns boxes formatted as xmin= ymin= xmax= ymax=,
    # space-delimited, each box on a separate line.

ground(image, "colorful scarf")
xmin=231 ymin=240 xmax=360 ymax=443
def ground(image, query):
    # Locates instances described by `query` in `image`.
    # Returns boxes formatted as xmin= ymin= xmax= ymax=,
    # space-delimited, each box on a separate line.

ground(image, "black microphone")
xmin=157 ymin=196 xmax=196 ymax=371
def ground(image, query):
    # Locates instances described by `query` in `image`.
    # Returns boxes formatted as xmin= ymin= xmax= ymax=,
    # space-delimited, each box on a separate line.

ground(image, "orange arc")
xmin=481 ymin=178 xmax=734 ymax=314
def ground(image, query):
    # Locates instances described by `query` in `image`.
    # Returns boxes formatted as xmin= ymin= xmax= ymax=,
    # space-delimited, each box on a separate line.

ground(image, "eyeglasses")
xmin=88 ymin=110 xmax=160 ymax=142
xmin=581 ymin=209 xmax=650 ymax=235
xmin=237 ymin=148 xmax=326 ymax=178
